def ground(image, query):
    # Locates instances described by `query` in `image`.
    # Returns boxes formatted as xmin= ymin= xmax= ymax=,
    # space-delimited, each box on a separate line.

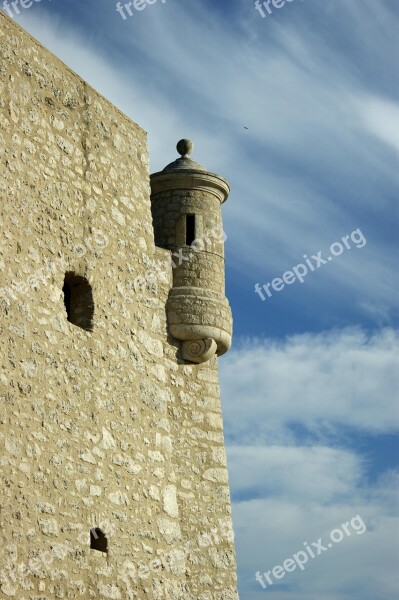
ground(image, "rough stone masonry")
xmin=0 ymin=12 xmax=239 ymax=600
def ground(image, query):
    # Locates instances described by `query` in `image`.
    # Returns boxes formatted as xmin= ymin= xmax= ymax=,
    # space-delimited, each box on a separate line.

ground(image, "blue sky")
xmin=6 ymin=0 xmax=399 ymax=598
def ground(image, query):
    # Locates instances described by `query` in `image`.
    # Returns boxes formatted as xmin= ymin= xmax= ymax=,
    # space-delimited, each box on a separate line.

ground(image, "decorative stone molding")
xmin=181 ymin=338 xmax=217 ymax=363
xmin=150 ymin=170 xmax=230 ymax=205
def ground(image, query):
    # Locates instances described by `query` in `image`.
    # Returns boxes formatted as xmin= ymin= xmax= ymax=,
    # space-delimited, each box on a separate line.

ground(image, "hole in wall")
xmin=62 ymin=272 xmax=94 ymax=331
xmin=90 ymin=528 xmax=108 ymax=553
xmin=186 ymin=214 xmax=196 ymax=246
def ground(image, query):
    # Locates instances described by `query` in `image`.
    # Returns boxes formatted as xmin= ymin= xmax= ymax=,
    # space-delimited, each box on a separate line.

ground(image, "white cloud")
xmin=356 ymin=96 xmax=399 ymax=153
xmin=221 ymin=327 xmax=399 ymax=598
xmin=227 ymin=445 xmax=362 ymax=503
xmin=220 ymin=328 xmax=399 ymax=442
xmin=234 ymin=489 xmax=399 ymax=600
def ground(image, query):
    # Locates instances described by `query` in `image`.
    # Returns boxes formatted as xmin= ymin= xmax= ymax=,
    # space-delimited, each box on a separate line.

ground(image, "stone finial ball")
xmin=177 ymin=139 xmax=194 ymax=157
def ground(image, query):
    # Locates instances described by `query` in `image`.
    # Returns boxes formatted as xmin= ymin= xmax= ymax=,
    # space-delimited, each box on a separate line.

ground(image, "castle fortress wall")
xmin=0 ymin=14 xmax=238 ymax=600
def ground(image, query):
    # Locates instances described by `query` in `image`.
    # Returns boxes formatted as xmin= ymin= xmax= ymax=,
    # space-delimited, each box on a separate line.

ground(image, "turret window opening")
xmin=186 ymin=214 xmax=196 ymax=245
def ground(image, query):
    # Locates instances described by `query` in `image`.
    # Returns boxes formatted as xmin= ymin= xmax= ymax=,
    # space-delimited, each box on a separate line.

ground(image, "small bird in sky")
xmin=244 ymin=126 xmax=248 ymax=129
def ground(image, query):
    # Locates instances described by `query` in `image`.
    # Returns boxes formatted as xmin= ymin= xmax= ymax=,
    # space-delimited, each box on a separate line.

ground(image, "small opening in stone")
xmin=62 ymin=272 xmax=94 ymax=332
xmin=90 ymin=528 xmax=108 ymax=553
xmin=186 ymin=214 xmax=196 ymax=245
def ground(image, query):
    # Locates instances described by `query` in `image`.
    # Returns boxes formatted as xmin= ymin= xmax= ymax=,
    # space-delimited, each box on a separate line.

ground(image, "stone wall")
xmin=0 ymin=13 xmax=238 ymax=600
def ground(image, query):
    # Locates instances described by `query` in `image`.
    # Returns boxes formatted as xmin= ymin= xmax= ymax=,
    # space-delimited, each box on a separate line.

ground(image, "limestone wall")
xmin=0 ymin=13 xmax=238 ymax=600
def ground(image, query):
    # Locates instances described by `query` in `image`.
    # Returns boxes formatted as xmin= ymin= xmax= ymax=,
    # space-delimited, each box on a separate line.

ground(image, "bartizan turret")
xmin=150 ymin=139 xmax=233 ymax=363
